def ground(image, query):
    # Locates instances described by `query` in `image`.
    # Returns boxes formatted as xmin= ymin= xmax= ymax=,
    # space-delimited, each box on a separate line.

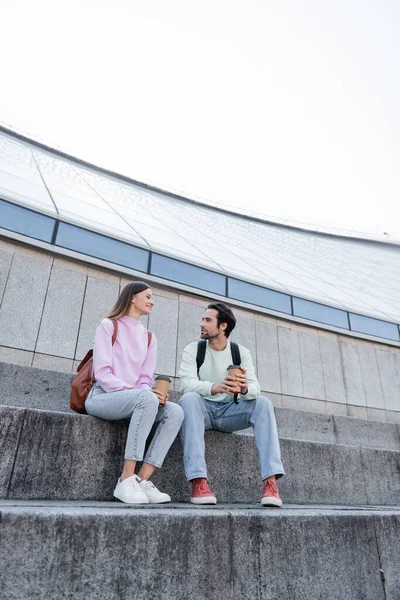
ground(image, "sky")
xmin=1 ymin=0 xmax=399 ymax=241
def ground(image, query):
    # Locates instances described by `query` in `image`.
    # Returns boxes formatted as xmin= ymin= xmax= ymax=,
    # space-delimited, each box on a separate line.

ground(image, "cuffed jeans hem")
xmin=143 ymin=458 xmax=163 ymax=468
xmin=262 ymin=471 xmax=285 ymax=481
xmin=186 ymin=472 xmax=208 ymax=481
xmin=124 ymin=455 xmax=143 ymax=461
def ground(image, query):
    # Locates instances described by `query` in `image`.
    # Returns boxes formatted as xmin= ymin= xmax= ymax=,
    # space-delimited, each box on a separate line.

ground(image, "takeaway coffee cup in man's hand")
xmin=227 ymin=365 xmax=242 ymax=403
xmin=154 ymin=375 xmax=171 ymax=405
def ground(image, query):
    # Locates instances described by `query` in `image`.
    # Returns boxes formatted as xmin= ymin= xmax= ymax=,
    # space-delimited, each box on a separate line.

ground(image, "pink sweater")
xmin=92 ymin=316 xmax=157 ymax=393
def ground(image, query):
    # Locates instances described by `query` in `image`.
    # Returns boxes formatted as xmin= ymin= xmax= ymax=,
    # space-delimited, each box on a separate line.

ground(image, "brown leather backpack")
xmin=70 ymin=320 xmax=152 ymax=414
xmin=70 ymin=320 xmax=118 ymax=414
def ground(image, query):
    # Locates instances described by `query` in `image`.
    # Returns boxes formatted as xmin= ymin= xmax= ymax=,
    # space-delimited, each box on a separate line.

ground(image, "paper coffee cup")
xmin=227 ymin=365 xmax=242 ymax=394
xmin=154 ymin=375 xmax=171 ymax=400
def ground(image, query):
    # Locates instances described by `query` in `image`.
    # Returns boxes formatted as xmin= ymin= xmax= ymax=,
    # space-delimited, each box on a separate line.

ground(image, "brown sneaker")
xmin=261 ymin=479 xmax=282 ymax=507
xmin=190 ymin=478 xmax=217 ymax=505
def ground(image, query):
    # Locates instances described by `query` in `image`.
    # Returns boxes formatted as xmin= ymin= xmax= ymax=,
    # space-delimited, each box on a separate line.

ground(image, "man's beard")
xmin=200 ymin=331 xmax=219 ymax=340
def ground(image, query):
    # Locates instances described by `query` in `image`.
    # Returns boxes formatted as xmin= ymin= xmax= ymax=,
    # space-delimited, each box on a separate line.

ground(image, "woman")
xmin=85 ymin=281 xmax=183 ymax=504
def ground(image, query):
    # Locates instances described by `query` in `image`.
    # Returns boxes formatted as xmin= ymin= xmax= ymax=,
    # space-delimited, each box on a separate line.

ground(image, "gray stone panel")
xmin=175 ymin=301 xmax=205 ymax=377
xmin=0 ymin=245 xmax=14 ymax=305
xmin=279 ymin=438 xmax=369 ymax=505
xmin=231 ymin=512 xmax=383 ymax=600
xmin=340 ymin=341 xmax=366 ymax=406
xmin=0 ymin=405 xmax=25 ymax=498
xmin=374 ymin=514 xmax=400 ymax=600
xmin=281 ymin=394 xmax=326 ymax=413
xmin=366 ymin=407 xmax=387 ymax=422
xmin=360 ymin=447 xmax=400 ymax=505
xmin=347 ymin=405 xmax=368 ymax=419
xmin=393 ymin=351 xmax=400 ymax=388
xmin=255 ymin=321 xmax=281 ymax=394
xmin=375 ymin=348 xmax=400 ymax=412
xmin=387 ymin=410 xmax=400 ymax=424
xmin=1 ymin=506 xmax=391 ymax=600
xmin=230 ymin=314 xmax=257 ymax=363
xmin=333 ymin=415 xmax=400 ymax=451
xmin=8 ymin=409 xmax=127 ymax=500
xmin=358 ymin=344 xmax=385 ymax=409
xmin=0 ymin=346 xmax=33 ymax=366
xmin=276 ymin=408 xmax=336 ymax=445
xmin=0 ymin=362 xmax=73 ymax=412
xmin=277 ymin=327 xmax=303 ymax=397
xmin=298 ymin=330 xmax=325 ymax=400
xmin=325 ymin=400 xmax=348 ymax=416
xmin=75 ymin=276 xmax=119 ymax=360
xmin=35 ymin=266 xmax=86 ymax=358
xmin=148 ymin=295 xmax=178 ymax=378
xmin=319 ymin=334 xmax=346 ymax=404
xmin=32 ymin=354 xmax=74 ymax=373
xmin=0 ymin=252 xmax=52 ymax=351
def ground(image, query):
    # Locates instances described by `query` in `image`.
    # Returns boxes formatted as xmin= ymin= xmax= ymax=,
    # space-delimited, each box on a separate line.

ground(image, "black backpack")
xmin=196 ymin=340 xmax=241 ymax=375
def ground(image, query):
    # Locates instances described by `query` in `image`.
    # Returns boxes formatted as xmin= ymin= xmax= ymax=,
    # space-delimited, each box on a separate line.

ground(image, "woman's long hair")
xmin=106 ymin=281 xmax=150 ymax=320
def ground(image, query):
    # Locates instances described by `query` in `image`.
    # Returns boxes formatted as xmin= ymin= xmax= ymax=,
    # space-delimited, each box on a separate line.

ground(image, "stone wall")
xmin=1 ymin=237 xmax=400 ymax=422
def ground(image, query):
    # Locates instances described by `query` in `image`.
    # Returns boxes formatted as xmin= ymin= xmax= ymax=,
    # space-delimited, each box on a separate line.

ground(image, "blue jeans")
xmin=178 ymin=392 xmax=284 ymax=481
xmin=86 ymin=384 xmax=184 ymax=468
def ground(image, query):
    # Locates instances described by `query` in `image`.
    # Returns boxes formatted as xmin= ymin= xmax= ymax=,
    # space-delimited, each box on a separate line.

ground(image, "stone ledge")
xmin=1 ymin=405 xmax=400 ymax=505
xmin=1 ymin=359 xmax=400 ymax=451
xmin=0 ymin=502 xmax=398 ymax=600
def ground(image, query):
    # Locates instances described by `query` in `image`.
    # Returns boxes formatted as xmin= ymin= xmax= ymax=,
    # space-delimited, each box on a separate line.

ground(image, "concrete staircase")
xmin=1 ymin=360 xmax=400 ymax=599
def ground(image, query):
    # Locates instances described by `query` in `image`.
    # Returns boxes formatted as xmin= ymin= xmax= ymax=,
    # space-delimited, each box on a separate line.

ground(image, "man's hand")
xmin=153 ymin=388 xmax=168 ymax=406
xmin=211 ymin=376 xmax=239 ymax=396
xmin=237 ymin=367 xmax=248 ymax=395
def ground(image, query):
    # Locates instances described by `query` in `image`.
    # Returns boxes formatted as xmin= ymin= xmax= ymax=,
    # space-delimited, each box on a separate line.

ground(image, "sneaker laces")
xmin=264 ymin=480 xmax=278 ymax=495
xmin=193 ymin=478 xmax=210 ymax=493
xmin=140 ymin=480 xmax=155 ymax=490
xmin=124 ymin=474 xmax=141 ymax=488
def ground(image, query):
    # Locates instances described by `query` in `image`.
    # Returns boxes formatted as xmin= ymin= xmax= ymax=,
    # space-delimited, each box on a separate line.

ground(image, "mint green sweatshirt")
xmin=179 ymin=340 xmax=261 ymax=403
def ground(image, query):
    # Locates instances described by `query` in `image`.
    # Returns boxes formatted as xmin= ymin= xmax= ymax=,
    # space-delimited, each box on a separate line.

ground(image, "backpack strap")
xmin=196 ymin=340 xmax=207 ymax=375
xmin=147 ymin=332 xmax=152 ymax=347
xmin=230 ymin=341 xmax=241 ymax=366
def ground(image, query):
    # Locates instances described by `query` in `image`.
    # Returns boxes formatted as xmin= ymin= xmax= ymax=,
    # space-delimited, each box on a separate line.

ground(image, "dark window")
xmin=293 ymin=297 xmax=349 ymax=329
xmin=0 ymin=199 xmax=55 ymax=243
xmin=56 ymin=222 xmax=149 ymax=272
xmin=151 ymin=254 xmax=226 ymax=295
xmin=228 ymin=278 xmax=292 ymax=314
xmin=349 ymin=313 xmax=399 ymax=342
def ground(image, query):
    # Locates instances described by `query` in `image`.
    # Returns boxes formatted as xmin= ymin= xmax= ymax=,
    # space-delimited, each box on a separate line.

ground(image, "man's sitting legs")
xmin=179 ymin=392 xmax=216 ymax=504
xmin=179 ymin=393 xmax=284 ymax=506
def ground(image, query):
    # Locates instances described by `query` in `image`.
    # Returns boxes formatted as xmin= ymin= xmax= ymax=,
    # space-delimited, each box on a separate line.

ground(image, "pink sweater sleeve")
xmin=136 ymin=335 xmax=158 ymax=390
xmin=93 ymin=319 xmax=131 ymax=392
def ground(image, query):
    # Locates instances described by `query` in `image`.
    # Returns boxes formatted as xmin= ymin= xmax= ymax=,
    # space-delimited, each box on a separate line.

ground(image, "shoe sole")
xmin=148 ymin=497 xmax=171 ymax=504
xmin=190 ymin=497 xmax=217 ymax=505
xmin=261 ymin=496 xmax=282 ymax=507
xmin=113 ymin=493 xmax=149 ymax=504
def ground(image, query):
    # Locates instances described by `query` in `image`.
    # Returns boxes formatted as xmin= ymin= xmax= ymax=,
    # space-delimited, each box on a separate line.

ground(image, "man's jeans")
xmin=178 ymin=392 xmax=284 ymax=481
xmin=86 ymin=383 xmax=183 ymax=468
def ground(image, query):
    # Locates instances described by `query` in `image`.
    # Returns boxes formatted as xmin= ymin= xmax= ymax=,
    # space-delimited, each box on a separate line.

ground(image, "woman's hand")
xmin=153 ymin=388 xmax=168 ymax=406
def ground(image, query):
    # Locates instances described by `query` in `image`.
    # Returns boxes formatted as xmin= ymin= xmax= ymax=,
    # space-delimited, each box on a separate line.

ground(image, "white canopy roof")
xmin=0 ymin=128 xmax=399 ymax=330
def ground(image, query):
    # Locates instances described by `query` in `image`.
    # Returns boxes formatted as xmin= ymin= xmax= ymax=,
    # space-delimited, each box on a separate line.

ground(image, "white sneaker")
xmin=113 ymin=474 xmax=149 ymax=504
xmin=139 ymin=480 xmax=171 ymax=504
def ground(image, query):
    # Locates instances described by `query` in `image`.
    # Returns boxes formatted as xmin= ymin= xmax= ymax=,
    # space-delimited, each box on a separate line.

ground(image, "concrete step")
xmin=1 ymin=500 xmax=399 ymax=600
xmin=1 ymin=360 xmax=400 ymax=451
xmin=2 ymin=405 xmax=400 ymax=505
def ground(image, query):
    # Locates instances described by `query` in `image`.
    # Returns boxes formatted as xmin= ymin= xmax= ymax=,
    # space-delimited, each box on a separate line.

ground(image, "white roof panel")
xmin=0 ymin=129 xmax=399 ymax=325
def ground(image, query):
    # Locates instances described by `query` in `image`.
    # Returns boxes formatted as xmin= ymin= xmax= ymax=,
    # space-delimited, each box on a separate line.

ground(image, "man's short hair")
xmin=207 ymin=302 xmax=237 ymax=338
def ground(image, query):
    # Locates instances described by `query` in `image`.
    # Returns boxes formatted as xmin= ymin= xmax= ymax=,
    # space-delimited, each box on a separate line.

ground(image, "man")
xmin=179 ymin=301 xmax=284 ymax=506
